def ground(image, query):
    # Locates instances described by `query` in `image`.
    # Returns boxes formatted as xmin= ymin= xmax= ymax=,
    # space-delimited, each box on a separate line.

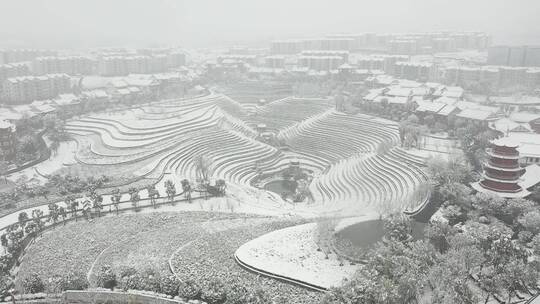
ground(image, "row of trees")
xmin=0 ymin=175 xmax=228 ymax=299
xmin=93 ymin=265 xmax=271 ymax=304
xmin=0 ymin=174 xmax=112 ymax=212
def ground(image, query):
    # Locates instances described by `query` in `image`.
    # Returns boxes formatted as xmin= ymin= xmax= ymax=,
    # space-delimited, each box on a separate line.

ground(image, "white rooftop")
xmin=509 ymin=112 xmax=540 ymax=123
xmin=491 ymin=137 xmax=519 ymax=148
xmin=457 ymin=108 xmax=497 ymax=121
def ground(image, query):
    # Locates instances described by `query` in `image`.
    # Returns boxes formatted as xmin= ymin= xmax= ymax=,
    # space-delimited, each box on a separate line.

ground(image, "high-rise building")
xmin=488 ymin=45 xmax=540 ymax=67
xmin=524 ymin=46 xmax=540 ymax=67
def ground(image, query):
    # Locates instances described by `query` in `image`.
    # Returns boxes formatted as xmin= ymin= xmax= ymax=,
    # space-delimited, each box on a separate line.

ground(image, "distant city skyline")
xmin=1 ymin=0 xmax=540 ymax=49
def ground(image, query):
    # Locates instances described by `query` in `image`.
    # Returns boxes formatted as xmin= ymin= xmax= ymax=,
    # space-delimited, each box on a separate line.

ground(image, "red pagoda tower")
xmin=473 ymin=137 xmax=527 ymax=197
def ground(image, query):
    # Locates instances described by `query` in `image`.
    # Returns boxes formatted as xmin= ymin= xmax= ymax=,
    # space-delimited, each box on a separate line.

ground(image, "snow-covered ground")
xmin=235 ymin=222 xmax=361 ymax=289
xmin=7 ymin=139 xmax=78 ymax=183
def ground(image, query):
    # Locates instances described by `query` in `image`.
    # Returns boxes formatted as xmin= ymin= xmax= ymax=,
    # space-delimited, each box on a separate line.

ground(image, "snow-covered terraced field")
xmin=64 ymin=93 xmax=429 ymax=212
xmin=309 ymin=148 xmax=428 ymax=210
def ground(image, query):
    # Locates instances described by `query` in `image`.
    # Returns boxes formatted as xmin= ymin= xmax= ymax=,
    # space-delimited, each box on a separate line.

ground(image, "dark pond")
xmin=337 ymin=219 xmax=427 ymax=248
xmin=264 ymin=179 xmax=297 ymax=196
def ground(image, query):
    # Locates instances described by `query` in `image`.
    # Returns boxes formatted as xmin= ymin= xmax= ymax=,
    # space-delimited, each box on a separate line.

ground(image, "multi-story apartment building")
xmin=499 ymin=66 xmax=528 ymax=88
xmin=443 ymin=65 xmax=540 ymax=90
xmin=449 ymin=32 xmax=491 ymax=50
xmin=0 ymin=49 xmax=57 ymax=64
xmin=355 ymin=55 xmax=409 ymax=74
xmin=297 ymin=56 xmax=344 ymax=72
xmin=97 ymin=53 xmax=184 ymax=76
xmin=32 ymin=56 xmax=95 ymax=75
xmin=488 ymin=45 xmax=540 ymax=67
xmin=389 ymin=39 xmax=419 ymax=55
xmin=0 ymin=120 xmax=16 ymax=160
xmin=526 ymin=69 xmax=540 ymax=89
xmin=1 ymin=74 xmax=71 ymax=104
xmin=270 ymin=32 xmax=491 ymax=56
xmin=301 ymin=50 xmax=349 ymax=62
xmin=166 ymin=52 xmax=186 ymax=68
xmin=270 ymin=40 xmax=302 ymax=55
xmin=393 ymin=61 xmax=437 ymax=82
xmin=356 ymin=56 xmax=385 ymax=71
xmin=432 ymin=38 xmax=457 ymax=53
xmin=0 ymin=63 xmax=31 ymax=84
xmin=264 ymin=56 xmax=285 ymax=69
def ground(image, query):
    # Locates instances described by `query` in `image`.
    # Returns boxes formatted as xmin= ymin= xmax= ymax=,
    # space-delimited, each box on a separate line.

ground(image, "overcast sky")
xmin=1 ymin=0 xmax=539 ymax=49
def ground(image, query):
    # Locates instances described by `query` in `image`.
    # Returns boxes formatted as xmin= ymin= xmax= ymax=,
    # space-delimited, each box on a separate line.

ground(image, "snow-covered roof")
xmin=338 ymin=63 xmax=353 ymax=69
xmin=117 ymin=88 xmax=131 ymax=95
xmin=491 ymin=118 xmax=532 ymax=134
xmin=471 ymin=181 xmax=531 ymax=199
xmin=54 ymin=94 xmax=80 ymax=106
xmin=509 ymin=112 xmax=540 ymax=123
xmin=491 ymin=137 xmax=519 ymax=148
xmin=519 ymin=164 xmax=540 ymax=189
xmin=111 ymin=79 xmax=129 ymax=88
xmin=0 ymin=109 xmax=23 ymax=121
xmin=435 ymin=96 xmax=459 ymax=105
xmin=80 ymin=76 xmax=112 ymax=90
xmin=397 ymin=79 xmax=423 ymax=88
xmin=442 ymin=90 xmax=464 ymax=99
xmin=490 ymin=96 xmax=540 ymax=105
xmin=31 ymin=102 xmax=56 ymax=114
xmin=386 ymin=87 xmax=412 ymax=97
xmin=518 ymin=144 xmax=540 ymax=158
xmin=437 ymin=105 xmax=458 ymax=116
xmin=416 ymin=101 xmax=446 ymax=113
xmin=363 ymin=92 xmax=380 ymax=101
xmin=411 ymin=87 xmax=430 ymax=96
xmin=125 ymin=74 xmax=159 ymax=86
xmin=0 ymin=120 xmax=15 ymax=130
xmin=455 ymin=101 xmax=500 ymax=113
xmin=82 ymin=89 xmax=109 ymax=99
xmin=507 ymin=132 xmax=540 ymax=146
xmin=387 ymin=96 xmax=409 ymax=104
xmin=456 ymin=109 xmax=498 ymax=121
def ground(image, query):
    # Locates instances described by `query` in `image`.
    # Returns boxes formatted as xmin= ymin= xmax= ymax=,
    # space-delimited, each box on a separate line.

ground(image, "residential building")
xmin=0 ymin=120 xmax=15 ymax=160
xmin=389 ymin=39 xmax=418 ymax=55
xmin=32 ymin=56 xmax=95 ymax=75
xmin=393 ymin=62 xmax=437 ymax=82
xmin=488 ymin=45 xmax=540 ymax=67
xmin=0 ymin=49 xmax=57 ymax=64
xmin=270 ymin=40 xmax=301 ymax=55
xmin=0 ymin=63 xmax=31 ymax=84
xmin=265 ymin=56 xmax=285 ymax=69
xmin=297 ymin=56 xmax=344 ymax=72
xmin=1 ymin=74 xmax=71 ymax=104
